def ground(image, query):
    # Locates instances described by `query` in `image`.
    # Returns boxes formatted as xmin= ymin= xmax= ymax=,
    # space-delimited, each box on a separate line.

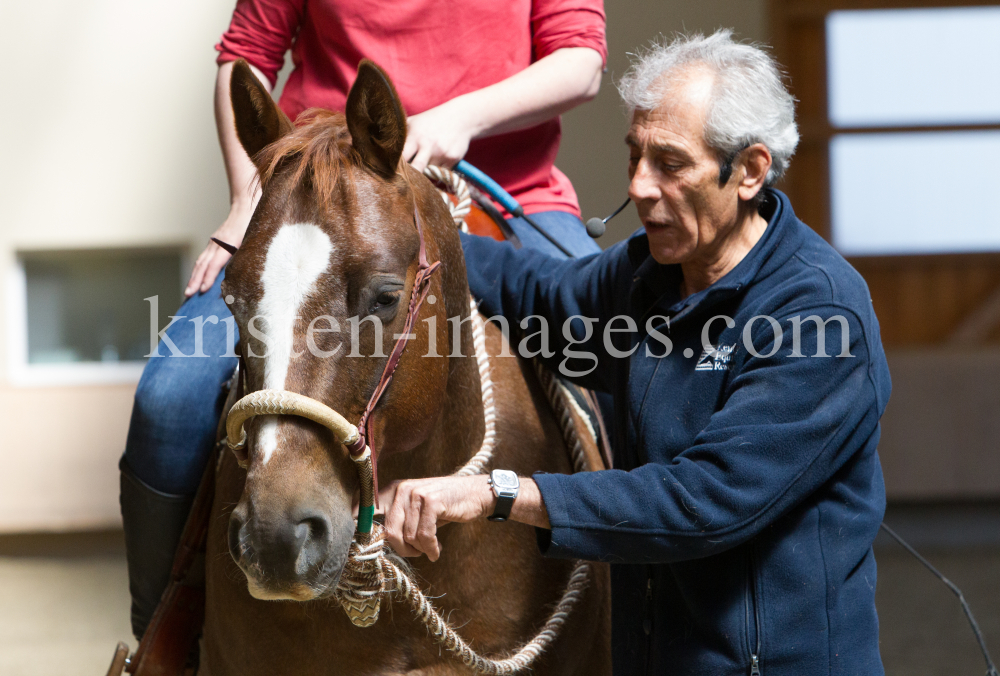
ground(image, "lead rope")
xmin=334 ymin=316 xmax=592 ymax=673
xmin=453 ymin=302 xmax=498 ymax=476
xmin=332 ymin=166 xmax=592 ymax=674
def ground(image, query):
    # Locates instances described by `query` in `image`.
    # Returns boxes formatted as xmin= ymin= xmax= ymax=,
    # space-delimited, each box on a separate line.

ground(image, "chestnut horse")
xmin=199 ymin=60 xmax=610 ymax=675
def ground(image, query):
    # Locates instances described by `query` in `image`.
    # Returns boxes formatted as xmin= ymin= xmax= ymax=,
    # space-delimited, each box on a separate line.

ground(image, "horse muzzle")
xmin=225 ymin=389 xmax=379 ymax=601
xmin=228 ymin=499 xmax=353 ymax=601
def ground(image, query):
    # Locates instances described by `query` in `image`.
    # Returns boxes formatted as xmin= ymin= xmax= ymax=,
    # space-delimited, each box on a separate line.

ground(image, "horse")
xmin=198 ymin=59 xmax=611 ymax=675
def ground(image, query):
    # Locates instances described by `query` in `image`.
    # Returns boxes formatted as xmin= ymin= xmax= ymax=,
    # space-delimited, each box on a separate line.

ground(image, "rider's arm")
xmin=185 ymin=61 xmax=271 ymax=296
xmin=403 ymin=46 xmax=604 ymax=170
xmin=404 ymin=0 xmax=607 ymax=169
xmin=187 ymin=0 xmax=303 ymax=296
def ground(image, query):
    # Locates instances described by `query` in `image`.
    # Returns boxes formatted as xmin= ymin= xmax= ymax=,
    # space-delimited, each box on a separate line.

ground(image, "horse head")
xmin=220 ymin=59 xmax=469 ymax=601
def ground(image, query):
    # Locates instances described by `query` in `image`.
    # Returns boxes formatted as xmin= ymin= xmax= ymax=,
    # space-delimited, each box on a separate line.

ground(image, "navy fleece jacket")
xmin=461 ymin=190 xmax=891 ymax=676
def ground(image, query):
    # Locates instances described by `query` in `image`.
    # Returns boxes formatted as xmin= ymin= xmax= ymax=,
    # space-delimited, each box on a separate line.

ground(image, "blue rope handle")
xmin=454 ymin=160 xmax=524 ymax=217
xmin=453 ymin=160 xmax=574 ymax=258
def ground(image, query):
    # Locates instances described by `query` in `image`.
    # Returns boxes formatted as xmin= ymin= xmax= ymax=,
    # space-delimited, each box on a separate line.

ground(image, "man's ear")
xmin=345 ymin=60 xmax=407 ymax=177
xmin=737 ymin=144 xmax=772 ymax=203
xmin=230 ymin=59 xmax=294 ymax=168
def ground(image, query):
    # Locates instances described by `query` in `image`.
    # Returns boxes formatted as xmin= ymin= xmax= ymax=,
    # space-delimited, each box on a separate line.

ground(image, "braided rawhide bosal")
xmin=336 ymin=448 xmax=384 ymax=626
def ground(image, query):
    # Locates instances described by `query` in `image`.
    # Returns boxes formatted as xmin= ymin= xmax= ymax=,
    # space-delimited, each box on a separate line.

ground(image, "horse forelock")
xmin=256 ymin=109 xmax=361 ymax=213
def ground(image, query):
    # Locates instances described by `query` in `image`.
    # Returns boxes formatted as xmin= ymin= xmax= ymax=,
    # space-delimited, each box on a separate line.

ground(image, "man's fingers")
xmin=414 ymin=493 xmax=442 ymax=562
xmin=392 ymin=540 xmax=424 ymax=558
xmin=384 ymin=484 xmax=412 ymax=555
xmin=402 ymin=490 xmax=424 ymax=547
xmin=382 ymin=477 xmax=485 ymax=559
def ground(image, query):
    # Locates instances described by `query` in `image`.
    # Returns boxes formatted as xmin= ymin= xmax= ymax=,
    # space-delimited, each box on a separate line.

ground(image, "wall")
xmin=0 ymin=0 xmax=234 ymax=530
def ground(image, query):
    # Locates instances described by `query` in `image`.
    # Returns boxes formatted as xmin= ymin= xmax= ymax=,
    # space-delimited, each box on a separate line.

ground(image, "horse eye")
xmin=373 ymin=291 xmax=399 ymax=310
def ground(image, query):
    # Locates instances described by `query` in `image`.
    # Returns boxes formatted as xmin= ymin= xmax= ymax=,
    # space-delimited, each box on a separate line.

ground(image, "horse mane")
xmin=255 ymin=109 xmax=361 ymax=210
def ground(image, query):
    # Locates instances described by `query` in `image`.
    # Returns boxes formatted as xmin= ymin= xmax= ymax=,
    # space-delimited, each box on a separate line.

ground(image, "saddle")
xmin=105 ymin=199 xmax=612 ymax=676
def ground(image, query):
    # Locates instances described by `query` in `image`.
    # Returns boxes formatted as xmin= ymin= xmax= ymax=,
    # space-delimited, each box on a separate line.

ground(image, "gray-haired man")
xmin=383 ymin=30 xmax=890 ymax=675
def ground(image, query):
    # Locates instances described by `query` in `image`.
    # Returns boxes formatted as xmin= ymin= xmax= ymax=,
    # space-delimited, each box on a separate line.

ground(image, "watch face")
xmin=492 ymin=470 xmax=519 ymax=489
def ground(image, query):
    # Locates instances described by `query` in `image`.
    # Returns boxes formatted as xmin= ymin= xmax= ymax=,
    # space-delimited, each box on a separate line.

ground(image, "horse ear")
xmin=230 ymin=59 xmax=294 ymax=165
xmin=346 ymin=60 xmax=407 ymax=177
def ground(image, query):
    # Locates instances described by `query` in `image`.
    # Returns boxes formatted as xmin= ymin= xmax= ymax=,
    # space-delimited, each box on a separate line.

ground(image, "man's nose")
xmin=627 ymin=158 xmax=662 ymax=204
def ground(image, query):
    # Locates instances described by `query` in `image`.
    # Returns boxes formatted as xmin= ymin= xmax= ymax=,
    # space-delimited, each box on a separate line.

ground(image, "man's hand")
xmin=402 ymin=99 xmax=477 ymax=172
xmin=184 ymin=204 xmax=253 ymax=297
xmin=380 ymin=475 xmax=551 ymax=561
xmin=381 ymin=475 xmax=494 ymax=561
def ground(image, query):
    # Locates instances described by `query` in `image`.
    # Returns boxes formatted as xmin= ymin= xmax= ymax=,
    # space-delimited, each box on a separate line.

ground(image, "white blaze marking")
xmin=257 ymin=223 xmax=333 ymax=465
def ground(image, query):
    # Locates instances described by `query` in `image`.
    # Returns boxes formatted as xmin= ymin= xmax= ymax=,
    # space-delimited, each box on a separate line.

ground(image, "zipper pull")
xmin=750 ymin=654 xmax=761 ymax=676
xmin=642 ymin=578 xmax=653 ymax=635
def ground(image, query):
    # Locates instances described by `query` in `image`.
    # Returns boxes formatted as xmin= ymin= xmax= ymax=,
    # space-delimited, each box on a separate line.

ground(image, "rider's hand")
xmin=184 ymin=203 xmax=253 ymax=297
xmin=380 ymin=475 xmax=495 ymax=561
xmin=403 ymin=99 xmax=478 ymax=172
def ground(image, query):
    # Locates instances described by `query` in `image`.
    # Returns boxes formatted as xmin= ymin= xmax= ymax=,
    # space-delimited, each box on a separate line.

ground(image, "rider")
xmin=120 ymin=0 xmax=607 ymax=639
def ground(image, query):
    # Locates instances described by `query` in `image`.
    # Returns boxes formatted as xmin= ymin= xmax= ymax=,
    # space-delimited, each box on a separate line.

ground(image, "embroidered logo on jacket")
xmin=695 ymin=343 xmax=736 ymax=371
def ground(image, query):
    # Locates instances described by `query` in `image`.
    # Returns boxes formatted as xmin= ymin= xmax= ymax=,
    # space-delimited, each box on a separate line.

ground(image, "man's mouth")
xmin=643 ymin=220 xmax=671 ymax=230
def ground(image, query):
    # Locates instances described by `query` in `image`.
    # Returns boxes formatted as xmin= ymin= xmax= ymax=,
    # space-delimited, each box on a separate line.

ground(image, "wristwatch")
xmin=487 ymin=469 xmax=520 ymax=522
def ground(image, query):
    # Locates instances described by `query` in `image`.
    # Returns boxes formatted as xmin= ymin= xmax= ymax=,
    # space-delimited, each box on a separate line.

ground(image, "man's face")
xmin=626 ymin=71 xmax=743 ymax=266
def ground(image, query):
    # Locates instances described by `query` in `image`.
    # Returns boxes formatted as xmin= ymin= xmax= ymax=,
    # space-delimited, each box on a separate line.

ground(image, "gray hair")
xmin=618 ymin=30 xmax=799 ymax=185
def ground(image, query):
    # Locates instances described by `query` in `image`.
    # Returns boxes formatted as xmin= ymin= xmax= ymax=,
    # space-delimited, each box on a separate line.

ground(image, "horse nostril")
xmin=298 ymin=514 xmax=330 ymax=542
xmin=228 ymin=511 xmax=247 ymax=561
xmin=292 ymin=512 xmax=333 ymax=575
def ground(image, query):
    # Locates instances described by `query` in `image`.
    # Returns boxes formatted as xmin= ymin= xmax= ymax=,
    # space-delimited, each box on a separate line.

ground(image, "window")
xmin=824 ymin=6 xmax=1000 ymax=256
xmin=829 ymin=130 xmax=1000 ymax=255
xmin=827 ymin=7 xmax=1000 ymax=127
xmin=9 ymin=248 xmax=183 ymax=385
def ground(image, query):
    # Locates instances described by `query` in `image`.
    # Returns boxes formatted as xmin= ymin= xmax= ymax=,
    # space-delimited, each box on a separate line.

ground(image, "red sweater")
xmin=216 ymin=0 xmax=607 ymax=217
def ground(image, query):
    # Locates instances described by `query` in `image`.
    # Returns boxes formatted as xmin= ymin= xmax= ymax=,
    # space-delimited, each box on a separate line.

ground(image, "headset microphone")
xmin=585 ymin=197 xmax=632 ymax=238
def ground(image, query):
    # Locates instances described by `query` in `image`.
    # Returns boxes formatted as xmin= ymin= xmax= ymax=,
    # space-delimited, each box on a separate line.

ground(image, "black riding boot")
xmin=119 ymin=457 xmax=194 ymax=640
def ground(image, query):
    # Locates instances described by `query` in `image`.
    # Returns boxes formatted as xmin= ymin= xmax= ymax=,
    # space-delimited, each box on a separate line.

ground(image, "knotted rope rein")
xmin=225 ymin=166 xmax=591 ymax=674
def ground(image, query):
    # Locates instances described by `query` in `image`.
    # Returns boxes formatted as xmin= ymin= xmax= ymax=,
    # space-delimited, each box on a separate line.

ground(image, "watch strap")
xmin=488 ymin=493 xmax=515 ymax=522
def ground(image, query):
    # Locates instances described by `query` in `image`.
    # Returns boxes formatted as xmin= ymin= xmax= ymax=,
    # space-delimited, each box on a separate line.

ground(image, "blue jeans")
xmin=123 ymin=211 xmax=598 ymax=495
xmin=123 ymin=271 xmax=238 ymax=494
xmin=505 ymin=210 xmax=601 ymax=258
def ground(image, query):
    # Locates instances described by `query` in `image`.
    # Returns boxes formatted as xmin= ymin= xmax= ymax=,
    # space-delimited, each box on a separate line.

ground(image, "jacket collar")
xmin=627 ymin=189 xmax=805 ymax=322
